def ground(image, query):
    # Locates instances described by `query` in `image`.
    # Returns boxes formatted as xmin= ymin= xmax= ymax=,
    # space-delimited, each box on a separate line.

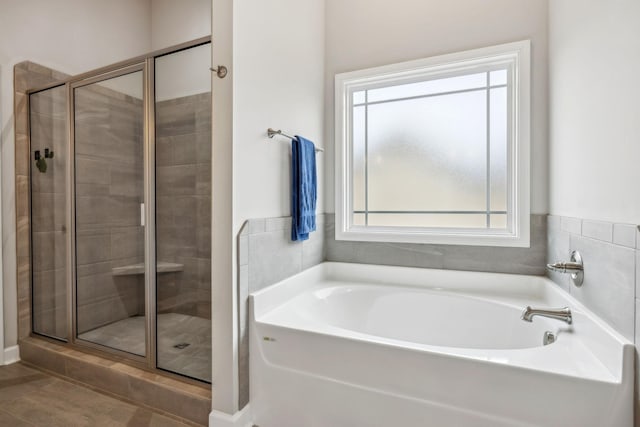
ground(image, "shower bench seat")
xmin=112 ymin=261 xmax=184 ymax=276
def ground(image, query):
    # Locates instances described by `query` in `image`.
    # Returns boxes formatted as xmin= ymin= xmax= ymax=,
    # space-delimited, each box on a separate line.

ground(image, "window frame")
xmin=334 ymin=40 xmax=531 ymax=247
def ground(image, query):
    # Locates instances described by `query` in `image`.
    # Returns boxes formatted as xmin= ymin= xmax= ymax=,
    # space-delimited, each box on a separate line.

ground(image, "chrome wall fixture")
xmin=521 ymin=306 xmax=573 ymax=325
xmin=546 ymin=250 xmax=584 ymax=287
xmin=267 ymin=128 xmax=324 ymax=152
xmin=210 ymin=65 xmax=228 ymax=78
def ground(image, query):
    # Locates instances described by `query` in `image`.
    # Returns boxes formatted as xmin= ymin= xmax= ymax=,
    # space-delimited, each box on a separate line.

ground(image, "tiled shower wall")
xmin=156 ymin=92 xmax=212 ymax=319
xmin=73 ymin=84 xmax=146 ymax=334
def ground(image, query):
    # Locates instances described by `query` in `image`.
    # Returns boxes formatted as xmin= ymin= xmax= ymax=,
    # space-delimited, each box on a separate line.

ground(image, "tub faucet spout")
xmin=521 ymin=306 xmax=572 ymax=325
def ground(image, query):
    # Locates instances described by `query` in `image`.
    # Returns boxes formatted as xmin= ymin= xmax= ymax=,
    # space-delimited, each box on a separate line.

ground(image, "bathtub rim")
xmin=249 ymin=262 xmax=633 ymax=384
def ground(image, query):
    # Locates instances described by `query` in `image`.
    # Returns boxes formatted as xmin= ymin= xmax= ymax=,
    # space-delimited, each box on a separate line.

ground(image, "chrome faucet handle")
xmin=546 ymin=261 xmax=583 ymax=273
xmin=546 ymin=251 xmax=584 ymax=287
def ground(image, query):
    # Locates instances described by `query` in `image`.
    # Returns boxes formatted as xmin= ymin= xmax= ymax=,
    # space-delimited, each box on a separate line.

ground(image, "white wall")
xmin=151 ymin=0 xmax=211 ymax=102
xmin=211 ymin=0 xmax=235 ymax=415
xmin=151 ymin=0 xmax=211 ymax=50
xmin=0 ymin=0 xmax=151 ymax=353
xmin=549 ymin=0 xmax=640 ymax=224
xmin=324 ymin=0 xmax=549 ymax=216
xmin=208 ymin=0 xmax=326 ymax=417
xmin=233 ymin=0 xmax=325 ymax=231
xmin=155 ymin=46 xmax=211 ymax=102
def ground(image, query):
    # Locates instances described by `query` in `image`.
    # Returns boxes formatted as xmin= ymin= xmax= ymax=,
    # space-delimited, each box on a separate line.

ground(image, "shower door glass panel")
xmin=155 ymin=43 xmax=212 ymax=382
xmin=30 ymin=85 xmax=68 ymax=340
xmin=74 ymin=70 xmax=146 ymax=356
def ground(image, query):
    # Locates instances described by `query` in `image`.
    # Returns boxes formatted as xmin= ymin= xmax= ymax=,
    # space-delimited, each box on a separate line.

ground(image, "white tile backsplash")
xmin=569 ymin=234 xmax=636 ymax=341
xmin=560 ymin=216 xmax=582 ymax=235
xmin=581 ymin=220 xmax=613 ymax=242
xmin=613 ymin=223 xmax=637 ymax=248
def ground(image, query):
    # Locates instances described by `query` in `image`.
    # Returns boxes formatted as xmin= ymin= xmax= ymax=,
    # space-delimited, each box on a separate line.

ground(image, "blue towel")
xmin=291 ymin=135 xmax=317 ymax=241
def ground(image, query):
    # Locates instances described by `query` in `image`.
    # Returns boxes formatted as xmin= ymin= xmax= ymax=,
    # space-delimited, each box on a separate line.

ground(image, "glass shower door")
xmin=30 ymin=84 xmax=68 ymax=340
xmin=73 ymin=68 xmax=147 ymax=357
xmin=155 ymin=43 xmax=212 ymax=381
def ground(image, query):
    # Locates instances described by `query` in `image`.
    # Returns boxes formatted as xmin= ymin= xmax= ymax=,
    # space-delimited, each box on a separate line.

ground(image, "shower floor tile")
xmin=78 ymin=313 xmax=211 ymax=382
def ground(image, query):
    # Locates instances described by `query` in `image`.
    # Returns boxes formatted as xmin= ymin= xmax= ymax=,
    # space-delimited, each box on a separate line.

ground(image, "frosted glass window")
xmin=351 ymin=68 xmax=509 ymax=229
xmin=367 ymin=92 xmax=487 ymax=213
xmin=336 ymin=41 xmax=531 ymax=247
xmin=367 ymin=72 xmax=486 ymax=103
xmin=490 ymin=70 xmax=508 ymax=86
xmin=490 ymin=87 xmax=508 ymax=212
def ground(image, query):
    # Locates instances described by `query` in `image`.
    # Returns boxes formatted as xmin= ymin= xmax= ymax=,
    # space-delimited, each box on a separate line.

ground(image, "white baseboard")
xmin=209 ymin=404 xmax=252 ymax=427
xmin=3 ymin=345 xmax=20 ymax=365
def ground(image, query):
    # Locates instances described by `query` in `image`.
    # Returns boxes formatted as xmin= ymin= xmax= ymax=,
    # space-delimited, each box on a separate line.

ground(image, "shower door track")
xmin=26 ymin=36 xmax=211 ymax=387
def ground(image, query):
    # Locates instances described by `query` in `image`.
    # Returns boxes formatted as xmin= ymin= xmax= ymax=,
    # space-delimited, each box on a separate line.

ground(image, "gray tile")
xmin=238 ymin=235 xmax=248 ymax=266
xmin=238 ymin=221 xmax=249 ymax=236
xmin=613 ymin=224 xmax=637 ymax=248
xmin=195 ymin=163 xmax=211 ymax=195
xmin=156 ymin=165 xmax=197 ymax=196
xmin=76 ymin=233 xmax=111 ymax=265
xmin=326 ymin=236 xmax=444 ymax=269
xmin=635 ymin=299 xmax=640 ymax=427
xmin=325 ymin=214 xmax=545 ymax=275
xmin=570 ymin=235 xmax=636 ymax=341
xmin=238 ymin=262 xmax=250 ymax=394
xmin=302 ymin=226 xmax=325 ymax=270
xmin=248 ymin=218 xmax=266 ymax=235
xmin=547 ymin=214 xmax=561 ymax=232
xmin=170 ymin=134 xmax=198 ymax=165
xmin=442 ymin=241 xmax=545 ymax=275
xmin=581 ymin=220 xmax=613 ymax=242
xmin=636 ymin=298 xmax=640 ymax=346
xmin=561 ymin=216 xmax=582 ymax=235
xmin=266 ymin=216 xmax=290 ymax=232
xmin=238 ymin=265 xmax=249 ymax=329
xmin=75 ymin=156 xmax=111 ymax=185
xmin=248 ymin=229 xmax=302 ymax=292
xmin=547 ymin=217 xmax=571 ymax=292
xmin=636 ymin=250 xmax=639 ymax=300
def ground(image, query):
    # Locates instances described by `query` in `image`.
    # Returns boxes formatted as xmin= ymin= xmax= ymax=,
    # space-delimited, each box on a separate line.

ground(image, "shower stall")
xmin=27 ymin=38 xmax=212 ymax=383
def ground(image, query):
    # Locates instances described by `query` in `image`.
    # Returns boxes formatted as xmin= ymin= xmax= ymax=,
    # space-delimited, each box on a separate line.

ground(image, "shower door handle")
xmin=140 ymin=203 xmax=145 ymax=227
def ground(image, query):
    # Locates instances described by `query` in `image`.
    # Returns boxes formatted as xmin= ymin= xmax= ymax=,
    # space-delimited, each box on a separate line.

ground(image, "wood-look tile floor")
xmin=0 ymin=363 xmax=194 ymax=427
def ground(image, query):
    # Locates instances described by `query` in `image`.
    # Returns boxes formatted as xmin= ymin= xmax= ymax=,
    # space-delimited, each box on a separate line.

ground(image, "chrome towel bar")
xmin=267 ymin=128 xmax=324 ymax=153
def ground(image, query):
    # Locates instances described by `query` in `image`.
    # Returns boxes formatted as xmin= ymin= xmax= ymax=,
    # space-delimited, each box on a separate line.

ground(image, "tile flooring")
xmin=78 ymin=313 xmax=211 ymax=382
xmin=0 ymin=363 xmax=194 ymax=426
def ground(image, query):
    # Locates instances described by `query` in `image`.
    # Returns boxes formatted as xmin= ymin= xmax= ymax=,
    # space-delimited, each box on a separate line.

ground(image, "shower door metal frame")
xmin=68 ymin=62 xmax=152 ymax=366
xmin=26 ymin=36 xmax=211 ymax=384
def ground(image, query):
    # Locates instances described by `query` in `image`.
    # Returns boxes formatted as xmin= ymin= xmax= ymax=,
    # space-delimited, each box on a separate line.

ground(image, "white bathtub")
xmin=249 ymin=263 xmax=634 ymax=427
